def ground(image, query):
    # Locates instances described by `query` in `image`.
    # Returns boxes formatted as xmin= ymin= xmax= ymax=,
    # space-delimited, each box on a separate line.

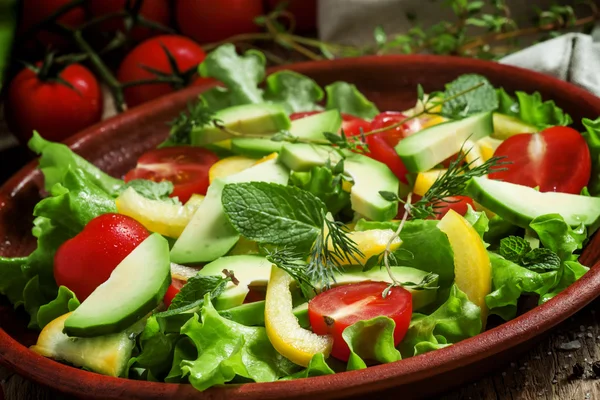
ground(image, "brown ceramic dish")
xmin=1 ymin=55 xmax=600 ymax=400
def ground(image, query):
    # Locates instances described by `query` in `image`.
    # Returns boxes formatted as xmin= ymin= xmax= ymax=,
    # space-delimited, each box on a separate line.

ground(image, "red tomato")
xmin=308 ymin=282 xmax=412 ymax=361
xmin=117 ymin=35 xmax=206 ymax=107
xmin=175 ymin=0 xmax=264 ymax=44
xmin=267 ymin=0 xmax=317 ymax=33
xmin=163 ymin=284 xmax=180 ymax=308
xmin=124 ymin=147 xmax=219 ymax=203
xmin=6 ymin=63 xmax=103 ymax=143
xmin=54 ymin=214 xmax=149 ymax=301
xmin=89 ymin=0 xmax=171 ymax=42
xmin=289 ymin=112 xmax=371 ymax=137
xmin=488 ymin=126 xmax=591 ymax=194
xmin=432 ymin=196 xmax=475 ymax=220
xmin=19 ymin=0 xmax=85 ymax=49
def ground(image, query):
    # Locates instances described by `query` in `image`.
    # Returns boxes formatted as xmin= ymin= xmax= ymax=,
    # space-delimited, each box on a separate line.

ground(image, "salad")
xmin=2 ymin=43 xmax=600 ymax=391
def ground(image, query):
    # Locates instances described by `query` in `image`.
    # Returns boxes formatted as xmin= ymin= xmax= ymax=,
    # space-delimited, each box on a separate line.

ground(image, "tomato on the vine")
xmin=175 ymin=0 xmax=264 ymax=44
xmin=124 ymin=147 xmax=220 ymax=203
xmin=488 ymin=126 xmax=591 ymax=194
xmin=308 ymin=282 xmax=412 ymax=361
xmin=6 ymin=63 xmax=103 ymax=143
xmin=89 ymin=0 xmax=171 ymax=42
xmin=19 ymin=0 xmax=85 ymax=49
xmin=54 ymin=214 xmax=149 ymax=301
xmin=117 ymin=35 xmax=206 ymax=107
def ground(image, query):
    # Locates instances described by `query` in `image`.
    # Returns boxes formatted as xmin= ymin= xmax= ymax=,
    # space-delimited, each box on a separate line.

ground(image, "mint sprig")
xmin=498 ymin=235 xmax=560 ymax=272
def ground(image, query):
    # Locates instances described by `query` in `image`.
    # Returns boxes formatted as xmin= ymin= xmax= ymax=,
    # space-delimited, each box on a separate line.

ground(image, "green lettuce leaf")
xmin=325 ymin=82 xmax=379 ymax=119
xmin=28 ymin=132 xmax=123 ymax=196
xmin=529 ymin=214 xmax=586 ymax=262
xmin=442 ymin=74 xmax=498 ymax=119
xmin=399 ymin=285 xmax=481 ymax=358
xmin=484 ymin=214 xmax=519 ymax=248
xmin=0 ymin=256 xmax=28 ymax=307
xmin=130 ymin=316 xmax=180 ymax=381
xmin=264 ymin=71 xmax=324 ymax=114
xmin=180 ymin=296 xmax=298 ymax=391
xmin=342 ymin=316 xmax=401 ymax=371
xmin=281 ymin=353 xmax=335 ymax=379
xmin=36 ymin=286 xmax=79 ymax=329
xmin=198 ymin=44 xmax=266 ymax=105
xmin=539 ymin=260 xmax=588 ymax=303
xmin=496 ymin=88 xmax=572 ymax=129
xmin=463 ymin=205 xmax=489 ymax=240
xmin=581 ymin=117 xmax=600 ymax=196
xmin=289 ymin=164 xmax=351 ymax=215
xmin=165 ymin=337 xmax=197 ymax=383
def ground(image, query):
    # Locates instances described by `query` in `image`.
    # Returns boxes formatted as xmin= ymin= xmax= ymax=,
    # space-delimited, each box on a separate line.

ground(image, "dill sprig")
xmin=265 ymin=247 xmax=317 ymax=299
xmin=410 ymin=144 xmax=509 ymax=219
xmin=165 ymin=101 xmax=215 ymax=145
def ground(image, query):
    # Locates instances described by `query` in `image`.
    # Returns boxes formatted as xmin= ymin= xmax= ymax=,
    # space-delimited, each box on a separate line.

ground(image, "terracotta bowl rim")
xmin=2 ymin=54 xmax=600 ymax=399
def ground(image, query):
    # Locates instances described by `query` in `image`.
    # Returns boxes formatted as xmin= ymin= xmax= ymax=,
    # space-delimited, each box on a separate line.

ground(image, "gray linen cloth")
xmin=319 ymin=0 xmax=600 ymax=96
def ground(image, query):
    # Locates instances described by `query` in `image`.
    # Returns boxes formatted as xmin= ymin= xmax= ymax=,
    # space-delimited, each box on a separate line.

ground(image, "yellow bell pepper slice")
xmin=208 ymin=156 xmax=258 ymax=183
xmin=327 ymin=229 xmax=401 ymax=266
xmin=437 ymin=209 xmax=491 ymax=323
xmin=116 ymin=188 xmax=203 ymax=238
xmin=265 ymin=266 xmax=332 ymax=367
xmin=477 ymin=136 xmax=503 ymax=162
xmin=413 ymin=169 xmax=446 ymax=196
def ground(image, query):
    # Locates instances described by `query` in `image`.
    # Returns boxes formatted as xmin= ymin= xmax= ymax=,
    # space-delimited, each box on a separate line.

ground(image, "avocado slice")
xmin=230 ymin=110 xmax=343 ymax=158
xmin=63 ymin=233 xmax=171 ymax=337
xmin=279 ymin=143 xmax=399 ymax=221
xmin=170 ymin=158 xmax=289 ymax=264
xmin=492 ymin=113 xmax=537 ymax=140
xmin=191 ymin=103 xmax=291 ymax=146
xmin=395 ymin=111 xmax=493 ymax=172
xmin=466 ymin=177 xmax=600 ymax=232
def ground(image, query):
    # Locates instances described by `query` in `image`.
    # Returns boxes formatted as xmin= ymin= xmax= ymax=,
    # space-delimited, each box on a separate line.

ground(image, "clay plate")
xmin=1 ymin=55 xmax=600 ymax=400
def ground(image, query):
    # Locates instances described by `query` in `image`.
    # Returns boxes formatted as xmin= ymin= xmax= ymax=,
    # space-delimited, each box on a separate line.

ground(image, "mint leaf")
xmin=165 ymin=274 xmax=230 ymax=312
xmin=325 ymin=82 xmax=379 ymax=119
xmin=498 ymin=236 xmax=531 ymax=263
xmin=582 ymin=117 xmax=600 ymax=196
xmin=122 ymin=179 xmax=177 ymax=203
xmin=222 ymin=182 xmax=326 ymax=248
xmin=264 ymin=71 xmax=324 ymax=114
xmin=441 ymin=74 xmax=498 ymax=119
xmin=522 ymin=248 xmax=561 ymax=272
xmin=496 ymin=88 xmax=572 ymax=129
xmin=198 ymin=44 xmax=266 ymax=105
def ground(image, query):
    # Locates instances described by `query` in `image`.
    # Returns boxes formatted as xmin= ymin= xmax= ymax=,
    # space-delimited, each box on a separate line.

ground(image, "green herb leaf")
xmin=379 ymin=190 xmax=399 ymax=202
xmin=266 ymin=248 xmax=316 ymax=299
xmin=122 ymin=179 xmax=177 ymax=203
xmin=441 ymin=74 xmax=498 ymax=119
xmin=374 ymin=25 xmax=388 ymax=47
xmin=222 ymin=182 xmax=326 ymax=249
xmin=161 ymin=101 xmax=215 ymax=146
xmin=198 ymin=44 xmax=266 ymax=105
xmin=325 ymin=82 xmax=379 ymax=119
xmin=582 ymin=117 xmax=600 ymax=196
xmin=522 ymin=248 xmax=561 ymax=272
xmin=159 ymin=274 xmax=231 ymax=316
xmin=496 ymin=88 xmax=572 ymax=129
xmin=264 ymin=71 xmax=324 ymax=114
xmin=498 ymin=236 xmax=531 ymax=263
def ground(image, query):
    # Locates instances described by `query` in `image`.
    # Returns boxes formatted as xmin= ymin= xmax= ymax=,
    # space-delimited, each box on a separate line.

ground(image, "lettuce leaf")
xmin=129 ymin=316 xmax=180 ymax=381
xmin=36 ymin=286 xmax=79 ymax=329
xmin=399 ymin=285 xmax=481 ymax=358
xmin=28 ymin=132 xmax=123 ymax=196
xmin=281 ymin=353 xmax=335 ymax=379
xmin=463 ymin=206 xmax=489 ymax=241
xmin=325 ymin=82 xmax=379 ymax=119
xmin=179 ymin=295 xmax=298 ymax=391
xmin=289 ymin=166 xmax=351 ymax=215
xmin=165 ymin=337 xmax=197 ymax=383
xmin=529 ymin=214 xmax=586 ymax=262
xmin=342 ymin=316 xmax=401 ymax=371
xmin=198 ymin=44 xmax=266 ymax=106
xmin=264 ymin=71 xmax=324 ymax=114
xmin=496 ymin=88 xmax=572 ymax=129
xmin=581 ymin=117 xmax=600 ymax=196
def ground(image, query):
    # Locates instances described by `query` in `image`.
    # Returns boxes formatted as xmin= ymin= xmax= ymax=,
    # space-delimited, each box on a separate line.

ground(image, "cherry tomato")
xmin=6 ymin=63 xmax=103 ymax=143
xmin=267 ymin=0 xmax=317 ymax=33
xmin=163 ymin=284 xmax=180 ymax=308
xmin=89 ymin=0 xmax=171 ymax=42
xmin=54 ymin=214 xmax=149 ymax=301
xmin=488 ymin=126 xmax=591 ymax=194
xmin=432 ymin=195 xmax=475 ymax=220
xmin=19 ymin=0 xmax=85 ymax=49
xmin=308 ymin=282 xmax=412 ymax=361
xmin=175 ymin=0 xmax=264 ymax=44
xmin=289 ymin=111 xmax=371 ymax=137
xmin=117 ymin=35 xmax=206 ymax=107
xmin=124 ymin=147 xmax=219 ymax=203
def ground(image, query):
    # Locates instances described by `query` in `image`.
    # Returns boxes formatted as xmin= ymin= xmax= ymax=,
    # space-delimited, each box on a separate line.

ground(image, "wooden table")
xmin=1 ymin=135 xmax=600 ymax=400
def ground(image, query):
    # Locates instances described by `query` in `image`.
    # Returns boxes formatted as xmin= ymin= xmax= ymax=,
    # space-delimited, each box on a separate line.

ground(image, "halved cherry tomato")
xmin=54 ymin=214 xmax=149 ymax=301
xmin=124 ymin=147 xmax=220 ymax=203
xmin=163 ymin=284 xmax=180 ymax=308
xmin=407 ymin=194 xmax=474 ymax=220
xmin=308 ymin=282 xmax=412 ymax=361
xmin=488 ymin=126 xmax=591 ymax=194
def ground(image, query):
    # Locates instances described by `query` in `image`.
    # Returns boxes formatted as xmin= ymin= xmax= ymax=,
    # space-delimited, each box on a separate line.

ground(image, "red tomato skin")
xmin=163 ymin=284 xmax=180 ymax=308
xmin=117 ymin=35 xmax=206 ymax=107
xmin=308 ymin=282 xmax=412 ymax=361
xmin=89 ymin=0 xmax=171 ymax=42
xmin=124 ymin=146 xmax=219 ymax=203
xmin=489 ymin=127 xmax=591 ymax=194
xmin=267 ymin=0 xmax=317 ymax=33
xmin=432 ymin=196 xmax=475 ymax=220
xmin=175 ymin=0 xmax=264 ymax=44
xmin=19 ymin=0 xmax=85 ymax=49
xmin=54 ymin=214 xmax=150 ymax=301
xmin=6 ymin=64 xmax=103 ymax=143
